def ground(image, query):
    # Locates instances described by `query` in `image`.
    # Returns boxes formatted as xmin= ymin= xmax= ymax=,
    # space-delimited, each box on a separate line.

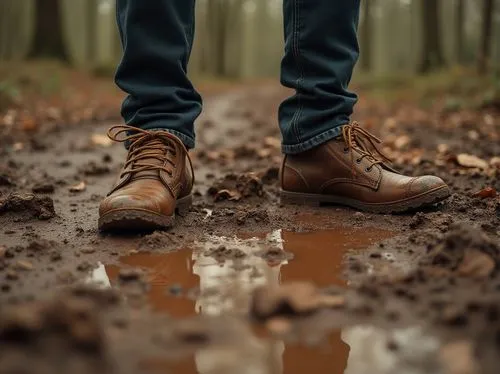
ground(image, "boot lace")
xmin=342 ymin=122 xmax=392 ymax=175
xmin=107 ymin=125 xmax=194 ymax=180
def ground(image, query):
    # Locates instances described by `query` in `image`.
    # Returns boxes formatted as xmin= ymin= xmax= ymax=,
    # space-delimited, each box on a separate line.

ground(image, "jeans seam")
xmin=295 ymin=0 xmax=304 ymax=140
xmin=290 ymin=0 xmax=303 ymax=143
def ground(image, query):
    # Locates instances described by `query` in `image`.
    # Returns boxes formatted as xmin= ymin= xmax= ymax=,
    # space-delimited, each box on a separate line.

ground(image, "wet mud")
xmin=1 ymin=84 xmax=500 ymax=373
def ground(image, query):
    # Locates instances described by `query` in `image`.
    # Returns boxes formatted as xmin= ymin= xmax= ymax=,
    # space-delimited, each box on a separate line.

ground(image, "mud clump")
xmin=32 ymin=183 xmax=55 ymax=194
xmin=0 ymin=287 xmax=119 ymax=374
xmin=138 ymin=231 xmax=180 ymax=251
xmin=235 ymin=209 xmax=269 ymax=225
xmin=204 ymin=245 xmax=246 ymax=263
xmin=0 ymin=193 xmax=55 ymax=220
xmin=255 ymin=247 xmax=294 ymax=265
xmin=81 ymin=161 xmax=110 ymax=176
xmin=208 ymin=173 xmax=264 ymax=202
xmin=422 ymin=223 xmax=499 ymax=278
xmin=251 ymin=281 xmax=345 ymax=320
xmin=26 ymin=238 xmax=57 ymax=252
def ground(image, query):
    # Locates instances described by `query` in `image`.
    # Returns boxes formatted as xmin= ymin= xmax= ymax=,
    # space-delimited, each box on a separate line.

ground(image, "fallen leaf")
xmin=472 ymin=187 xmax=497 ymax=199
xmin=15 ymin=260 xmax=34 ymax=271
xmin=456 ymin=154 xmax=489 ymax=169
xmin=439 ymin=340 xmax=479 ymax=374
xmin=214 ymin=189 xmax=241 ymax=202
xmin=394 ymin=135 xmax=410 ymax=150
xmin=91 ymin=134 xmax=112 ymax=147
xmin=265 ymin=318 xmax=292 ymax=335
xmin=437 ymin=144 xmax=450 ymax=154
xmin=21 ymin=115 xmax=38 ymax=131
xmin=457 ymin=249 xmax=495 ymax=278
xmin=69 ymin=181 xmax=87 ymax=193
xmin=263 ymin=136 xmax=281 ymax=149
xmin=490 ymin=157 xmax=500 ymax=168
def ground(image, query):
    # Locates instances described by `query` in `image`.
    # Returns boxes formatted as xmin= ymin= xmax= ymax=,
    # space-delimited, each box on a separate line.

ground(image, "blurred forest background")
xmin=0 ymin=0 xmax=499 ymax=77
xmin=0 ymin=0 xmax=499 ymax=126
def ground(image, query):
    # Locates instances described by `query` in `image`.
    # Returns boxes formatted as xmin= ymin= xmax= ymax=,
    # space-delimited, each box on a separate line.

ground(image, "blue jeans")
xmin=115 ymin=0 xmax=360 ymax=154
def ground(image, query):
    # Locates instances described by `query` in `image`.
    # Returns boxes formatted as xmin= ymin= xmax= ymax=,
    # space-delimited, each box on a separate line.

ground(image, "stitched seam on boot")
xmin=283 ymin=165 xmax=310 ymax=191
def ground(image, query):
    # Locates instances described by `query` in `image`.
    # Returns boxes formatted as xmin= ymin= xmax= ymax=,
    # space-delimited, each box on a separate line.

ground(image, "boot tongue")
xmin=128 ymin=138 xmax=174 ymax=180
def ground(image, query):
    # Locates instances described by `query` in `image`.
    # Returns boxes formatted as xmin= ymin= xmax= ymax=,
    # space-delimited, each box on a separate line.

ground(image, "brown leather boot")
xmin=99 ymin=125 xmax=193 ymax=231
xmin=280 ymin=123 xmax=450 ymax=213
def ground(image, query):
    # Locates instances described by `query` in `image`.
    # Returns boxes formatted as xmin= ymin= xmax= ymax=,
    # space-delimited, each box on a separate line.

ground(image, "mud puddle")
xmin=142 ymin=324 xmax=439 ymax=374
xmin=94 ymin=226 xmax=394 ymax=315
xmin=82 ymin=226 xmax=438 ymax=374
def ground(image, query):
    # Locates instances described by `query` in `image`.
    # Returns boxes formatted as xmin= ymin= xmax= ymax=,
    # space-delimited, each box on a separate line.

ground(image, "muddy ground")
xmin=1 ymin=82 xmax=500 ymax=374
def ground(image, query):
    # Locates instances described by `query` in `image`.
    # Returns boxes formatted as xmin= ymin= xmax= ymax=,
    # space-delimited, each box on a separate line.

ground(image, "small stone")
xmin=6 ymin=270 xmax=19 ymax=280
xmin=118 ymin=268 xmax=142 ymax=282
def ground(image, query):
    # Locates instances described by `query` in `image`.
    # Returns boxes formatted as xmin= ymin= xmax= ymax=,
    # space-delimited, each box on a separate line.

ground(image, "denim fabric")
xmin=280 ymin=0 xmax=360 ymax=154
xmin=115 ymin=0 xmax=200 ymax=149
xmin=116 ymin=0 xmax=360 ymax=153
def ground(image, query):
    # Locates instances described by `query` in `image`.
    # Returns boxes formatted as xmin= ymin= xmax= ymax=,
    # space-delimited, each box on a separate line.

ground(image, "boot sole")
xmin=98 ymin=194 xmax=192 ymax=232
xmin=280 ymin=185 xmax=451 ymax=214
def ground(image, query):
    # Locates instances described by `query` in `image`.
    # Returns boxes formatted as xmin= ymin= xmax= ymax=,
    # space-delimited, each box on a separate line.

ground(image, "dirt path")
xmin=1 ymin=84 xmax=499 ymax=374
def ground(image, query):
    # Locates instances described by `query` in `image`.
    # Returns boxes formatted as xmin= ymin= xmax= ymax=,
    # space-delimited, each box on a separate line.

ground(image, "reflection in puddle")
xmin=90 ymin=226 xmax=406 ymax=373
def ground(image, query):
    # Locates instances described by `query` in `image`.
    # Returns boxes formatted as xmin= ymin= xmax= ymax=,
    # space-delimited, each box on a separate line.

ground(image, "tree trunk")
xmin=477 ymin=0 xmax=494 ymax=74
xmin=28 ymin=0 xmax=69 ymax=61
xmin=87 ymin=0 xmax=98 ymax=63
xmin=456 ymin=0 xmax=465 ymax=64
xmin=360 ymin=0 xmax=374 ymax=71
xmin=418 ymin=0 xmax=445 ymax=73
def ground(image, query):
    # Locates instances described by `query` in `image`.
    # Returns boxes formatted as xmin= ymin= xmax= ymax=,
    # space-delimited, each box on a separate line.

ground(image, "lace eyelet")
xmin=343 ymin=148 xmax=349 ymax=153
xmin=356 ymin=158 xmax=361 ymax=164
xmin=365 ymin=167 xmax=372 ymax=172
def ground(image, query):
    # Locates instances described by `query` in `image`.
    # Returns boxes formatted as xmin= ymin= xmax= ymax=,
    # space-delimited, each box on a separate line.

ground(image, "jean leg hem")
xmin=282 ymin=126 xmax=343 ymax=154
xmin=127 ymin=123 xmax=195 ymax=149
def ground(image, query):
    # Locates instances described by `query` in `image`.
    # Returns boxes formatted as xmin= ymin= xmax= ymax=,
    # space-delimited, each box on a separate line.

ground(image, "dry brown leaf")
xmin=69 ymin=181 xmax=87 ymax=193
xmin=21 ymin=116 xmax=38 ymax=131
xmin=457 ymin=249 xmax=495 ymax=278
xmin=13 ymin=142 xmax=24 ymax=151
xmin=439 ymin=340 xmax=479 ymax=374
xmin=456 ymin=154 xmax=489 ymax=169
xmin=214 ymin=189 xmax=241 ymax=202
xmin=437 ymin=143 xmax=450 ymax=154
xmin=15 ymin=260 xmax=34 ymax=271
xmin=91 ymin=134 xmax=112 ymax=147
xmin=265 ymin=318 xmax=292 ymax=335
xmin=263 ymin=136 xmax=281 ymax=149
xmin=472 ymin=187 xmax=497 ymax=199
xmin=490 ymin=157 xmax=500 ymax=168
xmin=394 ymin=135 xmax=410 ymax=150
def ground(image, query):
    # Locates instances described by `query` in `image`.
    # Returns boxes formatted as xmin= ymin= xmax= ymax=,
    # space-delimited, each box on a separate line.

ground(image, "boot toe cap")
xmin=408 ymin=175 xmax=449 ymax=196
xmin=99 ymin=186 xmax=172 ymax=217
